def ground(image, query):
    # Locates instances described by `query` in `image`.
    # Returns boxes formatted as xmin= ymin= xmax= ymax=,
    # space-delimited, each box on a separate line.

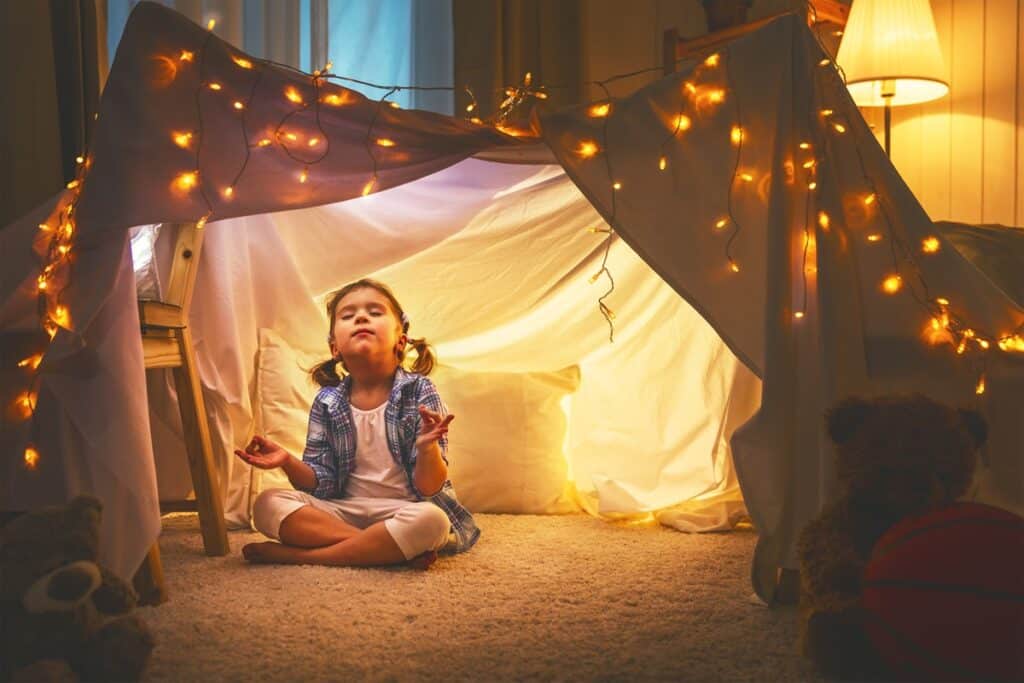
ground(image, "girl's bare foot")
xmin=407 ymin=550 xmax=437 ymax=570
xmin=242 ymin=541 xmax=288 ymax=563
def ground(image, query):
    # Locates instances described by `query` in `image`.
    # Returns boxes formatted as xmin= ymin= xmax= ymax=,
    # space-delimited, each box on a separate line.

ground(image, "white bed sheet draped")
xmin=148 ymin=158 xmax=759 ymax=535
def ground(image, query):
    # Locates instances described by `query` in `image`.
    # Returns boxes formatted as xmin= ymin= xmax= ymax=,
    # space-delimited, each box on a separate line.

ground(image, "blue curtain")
xmin=106 ymin=0 xmax=453 ymax=114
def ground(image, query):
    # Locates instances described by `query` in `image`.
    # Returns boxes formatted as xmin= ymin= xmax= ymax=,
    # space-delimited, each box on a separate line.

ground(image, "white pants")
xmin=252 ymin=489 xmax=451 ymax=560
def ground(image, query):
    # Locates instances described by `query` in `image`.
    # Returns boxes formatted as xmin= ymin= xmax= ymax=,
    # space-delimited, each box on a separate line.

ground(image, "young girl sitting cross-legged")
xmin=235 ymin=278 xmax=479 ymax=569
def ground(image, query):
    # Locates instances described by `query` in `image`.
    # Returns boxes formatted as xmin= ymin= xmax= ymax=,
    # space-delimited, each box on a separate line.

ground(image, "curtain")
xmin=453 ymin=0 xmax=584 ymax=116
xmin=104 ymin=0 xmax=454 ymax=113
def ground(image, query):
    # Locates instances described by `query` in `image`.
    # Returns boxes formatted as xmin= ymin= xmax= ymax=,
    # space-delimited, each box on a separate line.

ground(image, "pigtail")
xmin=310 ymin=357 xmax=343 ymax=387
xmin=403 ymin=337 xmax=436 ymax=376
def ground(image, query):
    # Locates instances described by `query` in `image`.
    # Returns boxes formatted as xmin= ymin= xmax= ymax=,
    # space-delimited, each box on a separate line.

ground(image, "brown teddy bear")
xmin=797 ymin=394 xmax=986 ymax=681
xmin=0 ymin=495 xmax=155 ymax=683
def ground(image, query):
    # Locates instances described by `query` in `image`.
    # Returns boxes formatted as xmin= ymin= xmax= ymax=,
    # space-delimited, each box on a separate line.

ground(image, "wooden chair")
xmin=662 ymin=0 xmax=849 ymax=75
xmin=133 ymin=221 xmax=229 ymax=605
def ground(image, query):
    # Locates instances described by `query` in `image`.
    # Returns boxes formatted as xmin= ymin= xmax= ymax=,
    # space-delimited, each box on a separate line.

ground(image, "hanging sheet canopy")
xmin=2 ymin=2 xmax=1022 ymax=600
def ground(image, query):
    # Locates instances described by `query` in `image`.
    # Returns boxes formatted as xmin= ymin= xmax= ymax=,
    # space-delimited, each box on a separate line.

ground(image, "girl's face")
xmin=330 ymin=287 xmax=405 ymax=365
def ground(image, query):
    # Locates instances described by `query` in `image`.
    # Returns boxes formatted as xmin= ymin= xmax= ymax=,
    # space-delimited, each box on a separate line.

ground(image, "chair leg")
xmin=171 ymin=327 xmax=230 ymax=556
xmin=133 ymin=543 xmax=168 ymax=606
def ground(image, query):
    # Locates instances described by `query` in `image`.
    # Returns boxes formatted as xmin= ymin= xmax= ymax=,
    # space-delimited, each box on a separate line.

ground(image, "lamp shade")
xmin=836 ymin=0 xmax=949 ymax=107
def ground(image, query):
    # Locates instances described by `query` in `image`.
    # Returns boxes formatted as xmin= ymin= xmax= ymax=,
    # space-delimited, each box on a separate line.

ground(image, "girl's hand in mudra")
xmin=234 ymin=435 xmax=289 ymax=470
xmin=416 ymin=405 xmax=454 ymax=449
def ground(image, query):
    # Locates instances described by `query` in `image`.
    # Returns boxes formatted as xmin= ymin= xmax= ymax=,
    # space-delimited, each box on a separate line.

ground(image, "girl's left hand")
xmin=416 ymin=405 xmax=454 ymax=448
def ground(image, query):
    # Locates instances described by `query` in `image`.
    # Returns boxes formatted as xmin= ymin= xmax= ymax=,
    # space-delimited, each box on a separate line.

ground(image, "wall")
xmin=581 ymin=0 xmax=1024 ymax=228
xmin=883 ymin=0 xmax=1023 ymax=228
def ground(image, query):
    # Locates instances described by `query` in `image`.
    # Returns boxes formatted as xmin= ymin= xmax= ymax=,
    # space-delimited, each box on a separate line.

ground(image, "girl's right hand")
xmin=234 ymin=435 xmax=289 ymax=470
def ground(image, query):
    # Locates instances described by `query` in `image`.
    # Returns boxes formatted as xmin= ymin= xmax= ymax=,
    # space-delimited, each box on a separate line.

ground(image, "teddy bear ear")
xmin=958 ymin=409 xmax=988 ymax=448
xmin=825 ymin=397 xmax=873 ymax=444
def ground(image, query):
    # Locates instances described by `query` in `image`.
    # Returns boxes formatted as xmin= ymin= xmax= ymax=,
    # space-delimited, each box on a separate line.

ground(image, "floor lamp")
xmin=835 ymin=0 xmax=948 ymax=158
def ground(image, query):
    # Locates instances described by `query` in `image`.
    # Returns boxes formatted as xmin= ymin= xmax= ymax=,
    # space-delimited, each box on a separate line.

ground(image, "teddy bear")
xmin=0 ymin=495 xmax=155 ymax=683
xmin=796 ymin=393 xmax=986 ymax=681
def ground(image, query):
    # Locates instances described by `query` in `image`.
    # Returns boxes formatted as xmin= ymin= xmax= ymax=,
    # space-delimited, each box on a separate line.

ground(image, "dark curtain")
xmin=0 ymin=0 xmax=102 ymax=228
xmin=50 ymin=0 xmax=103 ymax=185
xmin=453 ymin=0 xmax=584 ymax=118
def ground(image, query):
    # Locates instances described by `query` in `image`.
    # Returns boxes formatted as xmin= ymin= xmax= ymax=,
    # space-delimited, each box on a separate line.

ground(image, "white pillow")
xmin=253 ymin=328 xmax=324 ymax=500
xmin=431 ymin=364 xmax=581 ymax=514
xmin=254 ymin=329 xmax=581 ymax=514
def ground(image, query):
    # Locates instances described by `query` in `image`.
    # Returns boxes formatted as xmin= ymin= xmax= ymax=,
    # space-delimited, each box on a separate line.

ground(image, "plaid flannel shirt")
xmin=300 ymin=368 xmax=480 ymax=553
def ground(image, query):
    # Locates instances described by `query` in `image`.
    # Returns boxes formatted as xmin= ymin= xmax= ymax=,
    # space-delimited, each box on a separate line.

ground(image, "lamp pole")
xmin=881 ymin=78 xmax=894 ymax=158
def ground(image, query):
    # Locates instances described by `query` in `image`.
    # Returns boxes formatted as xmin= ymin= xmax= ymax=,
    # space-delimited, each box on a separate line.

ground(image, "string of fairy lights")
xmin=12 ymin=12 xmax=1024 ymax=473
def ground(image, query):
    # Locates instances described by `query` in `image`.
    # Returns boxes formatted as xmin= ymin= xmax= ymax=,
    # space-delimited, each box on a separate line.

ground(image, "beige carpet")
xmin=140 ymin=513 xmax=821 ymax=682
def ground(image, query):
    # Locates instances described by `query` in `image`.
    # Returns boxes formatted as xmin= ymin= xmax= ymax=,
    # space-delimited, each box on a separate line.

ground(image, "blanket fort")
xmin=2 ymin=2 xmax=1022 ymax=601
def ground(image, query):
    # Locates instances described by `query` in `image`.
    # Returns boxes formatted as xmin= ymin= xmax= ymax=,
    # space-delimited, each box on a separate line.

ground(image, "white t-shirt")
xmin=343 ymin=402 xmax=416 ymax=500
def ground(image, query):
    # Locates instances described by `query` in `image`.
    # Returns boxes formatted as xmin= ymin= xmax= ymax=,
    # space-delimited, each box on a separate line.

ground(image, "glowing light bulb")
xmin=57 ymin=244 xmax=69 ymax=256
xmin=38 ymin=223 xmax=50 ymax=231
xmin=23 ymin=446 xmax=39 ymax=470
xmin=175 ymin=171 xmax=199 ymax=191
xmin=389 ymin=102 xmax=400 ymax=109
xmin=935 ymin=297 xmax=950 ymax=306
xmin=882 ymin=274 xmax=902 ymax=294
xmin=739 ymin=173 xmax=754 ymax=182
xmin=466 ymin=102 xmax=476 ymax=112
xmin=576 ymin=140 xmax=599 ymax=158
xmin=729 ymin=260 xmax=740 ymax=273
xmin=232 ymin=56 xmax=253 ymax=69
xmin=362 ymin=176 xmax=377 ymax=196
xmin=864 ymin=193 xmax=876 ymax=205
xmin=588 ymin=271 xmax=601 ymax=284
xmin=172 ymin=131 xmax=193 ymax=148
xmin=284 ymin=132 xmax=298 ymax=141
xmin=75 ymin=155 xmax=84 ymax=164
xmin=922 ymin=236 xmax=940 ymax=253
xmin=285 ymin=87 xmax=303 ymax=104
xmin=802 ymin=160 xmax=816 ymax=169
xmin=208 ymin=82 xmax=222 ymax=91
xmin=799 ymin=142 xmax=811 ymax=150
xmin=957 ymin=339 xmax=968 ymax=354
xmin=588 ymin=103 xmax=611 ymax=117
xmin=976 ymin=375 xmax=986 ymax=395
xmin=658 ymin=156 xmax=667 ymax=171
xmin=671 ymin=114 xmax=692 ymax=132
xmin=704 ymin=53 xmax=720 ymax=67
xmin=819 ymin=59 xmax=831 ymax=67
xmin=233 ymin=101 xmax=244 ymax=110
xmin=376 ymin=138 xmax=395 ymax=147
xmin=53 ymin=305 xmax=69 ymax=327
xmin=684 ymin=82 xmax=697 ymax=95
xmin=179 ymin=50 xmax=194 ymax=62
xmin=308 ymin=137 xmax=320 ymax=147
xmin=715 ymin=218 xmax=728 ymax=230
xmin=299 ymin=168 xmax=309 ymax=183
xmin=794 ymin=311 xmax=805 ymax=319
xmin=808 ymin=181 xmax=817 ymax=190
xmin=817 ymin=211 xmax=830 ymax=229
xmin=867 ymin=233 xmax=883 ymax=242
xmin=66 ymin=180 xmax=80 ymax=189
xmin=833 ymin=123 xmax=847 ymax=133
xmin=612 ymin=181 xmax=622 ymax=190
xmin=18 ymin=354 xmax=43 ymax=370
xmin=323 ymin=93 xmax=348 ymax=106
xmin=196 ymin=212 xmax=211 ymax=229
xmin=708 ymin=89 xmax=725 ymax=104
xmin=257 ymin=138 xmax=272 ymax=147
xmin=731 ymin=126 xmax=744 ymax=145
xmin=207 ymin=18 xmax=216 ymax=30
xmin=222 ymin=186 xmax=234 ymax=198
xmin=820 ymin=109 xmax=834 ymax=116
xmin=978 ymin=339 xmax=990 ymax=349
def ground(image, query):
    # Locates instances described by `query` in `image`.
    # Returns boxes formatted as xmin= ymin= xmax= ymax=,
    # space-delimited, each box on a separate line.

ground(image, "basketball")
xmin=862 ymin=502 xmax=1024 ymax=682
